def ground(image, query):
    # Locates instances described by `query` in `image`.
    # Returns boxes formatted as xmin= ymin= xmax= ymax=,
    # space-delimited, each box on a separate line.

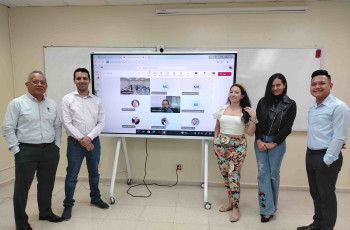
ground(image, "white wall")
xmin=2 ymin=2 xmax=350 ymax=189
xmin=0 ymin=4 xmax=15 ymax=185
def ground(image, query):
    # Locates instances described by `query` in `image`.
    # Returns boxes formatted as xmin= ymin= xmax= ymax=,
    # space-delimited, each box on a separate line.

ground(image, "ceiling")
xmin=0 ymin=0 xmax=346 ymax=8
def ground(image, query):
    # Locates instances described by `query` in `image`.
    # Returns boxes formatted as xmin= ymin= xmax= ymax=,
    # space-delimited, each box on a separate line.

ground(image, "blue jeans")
xmin=63 ymin=137 xmax=101 ymax=207
xmin=254 ymin=135 xmax=286 ymax=215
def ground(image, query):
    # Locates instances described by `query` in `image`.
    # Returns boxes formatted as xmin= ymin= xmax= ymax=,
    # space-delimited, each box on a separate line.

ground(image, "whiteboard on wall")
xmin=235 ymin=48 xmax=321 ymax=131
xmin=44 ymin=46 xmax=321 ymax=131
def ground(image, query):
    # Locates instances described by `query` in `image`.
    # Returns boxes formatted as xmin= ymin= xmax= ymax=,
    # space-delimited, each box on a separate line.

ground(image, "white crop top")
xmin=213 ymin=104 xmax=246 ymax=135
xmin=219 ymin=115 xmax=245 ymax=135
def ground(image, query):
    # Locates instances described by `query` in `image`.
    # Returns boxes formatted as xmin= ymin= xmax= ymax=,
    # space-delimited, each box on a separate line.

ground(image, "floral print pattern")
xmin=214 ymin=134 xmax=247 ymax=208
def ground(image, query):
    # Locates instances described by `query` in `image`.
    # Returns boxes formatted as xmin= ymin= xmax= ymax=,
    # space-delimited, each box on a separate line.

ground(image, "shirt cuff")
xmin=87 ymin=134 xmax=95 ymax=140
xmin=10 ymin=146 xmax=20 ymax=154
xmin=323 ymin=153 xmax=337 ymax=164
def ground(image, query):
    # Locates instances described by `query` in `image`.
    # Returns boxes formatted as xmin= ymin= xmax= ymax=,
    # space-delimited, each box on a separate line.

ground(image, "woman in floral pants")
xmin=213 ymin=83 xmax=257 ymax=222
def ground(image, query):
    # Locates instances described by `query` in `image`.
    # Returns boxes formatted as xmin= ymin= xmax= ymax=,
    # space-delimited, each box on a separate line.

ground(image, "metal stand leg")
xmin=109 ymin=137 xmax=122 ymax=204
xmin=203 ymin=139 xmax=211 ymax=209
xmin=122 ymin=137 xmax=132 ymax=185
xmin=109 ymin=137 xmax=131 ymax=204
xmin=201 ymin=140 xmax=205 ymax=188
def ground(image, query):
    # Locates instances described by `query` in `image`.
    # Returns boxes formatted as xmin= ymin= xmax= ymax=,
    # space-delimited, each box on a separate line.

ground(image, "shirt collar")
xmin=312 ymin=94 xmax=333 ymax=108
xmin=26 ymin=93 xmax=46 ymax=102
xmin=73 ymin=90 xmax=92 ymax=98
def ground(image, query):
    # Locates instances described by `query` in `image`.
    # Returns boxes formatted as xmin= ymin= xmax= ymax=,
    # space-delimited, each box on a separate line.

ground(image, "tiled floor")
xmin=0 ymin=180 xmax=349 ymax=230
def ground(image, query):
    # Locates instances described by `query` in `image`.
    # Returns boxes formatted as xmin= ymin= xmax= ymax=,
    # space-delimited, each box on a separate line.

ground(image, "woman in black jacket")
xmin=254 ymin=73 xmax=297 ymax=223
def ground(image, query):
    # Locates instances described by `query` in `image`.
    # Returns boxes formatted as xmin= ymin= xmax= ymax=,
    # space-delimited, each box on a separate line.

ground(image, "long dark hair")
xmin=227 ymin=83 xmax=252 ymax=124
xmin=263 ymin=73 xmax=287 ymax=107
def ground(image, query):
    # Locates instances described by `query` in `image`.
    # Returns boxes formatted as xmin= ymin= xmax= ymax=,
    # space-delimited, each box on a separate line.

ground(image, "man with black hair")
xmin=298 ymin=70 xmax=350 ymax=230
xmin=61 ymin=68 xmax=109 ymax=221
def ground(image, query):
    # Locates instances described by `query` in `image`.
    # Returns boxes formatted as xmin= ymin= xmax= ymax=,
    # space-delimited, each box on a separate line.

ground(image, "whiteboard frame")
xmin=44 ymin=46 xmax=322 ymax=135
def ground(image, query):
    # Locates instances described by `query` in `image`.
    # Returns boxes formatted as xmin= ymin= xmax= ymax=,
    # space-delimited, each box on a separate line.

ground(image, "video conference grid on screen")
xmin=91 ymin=53 xmax=237 ymax=137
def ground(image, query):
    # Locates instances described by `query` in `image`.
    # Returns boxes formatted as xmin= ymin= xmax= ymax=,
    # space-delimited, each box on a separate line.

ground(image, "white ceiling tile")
xmin=190 ymin=0 xmax=233 ymax=3
xmin=21 ymin=0 xmax=67 ymax=6
xmin=0 ymin=0 xmax=341 ymax=7
xmin=149 ymin=0 xmax=191 ymax=5
xmin=64 ymin=0 xmax=108 ymax=6
xmin=232 ymin=0 xmax=313 ymax=2
xmin=233 ymin=0 xmax=277 ymax=2
xmin=232 ymin=0 xmax=267 ymax=2
xmin=277 ymin=0 xmax=315 ymax=2
xmin=0 ymin=0 xmax=30 ymax=7
xmin=106 ymin=0 xmax=148 ymax=5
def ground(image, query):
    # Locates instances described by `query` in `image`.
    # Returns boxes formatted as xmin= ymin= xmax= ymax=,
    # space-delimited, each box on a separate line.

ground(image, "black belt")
xmin=307 ymin=148 xmax=327 ymax=154
xmin=20 ymin=142 xmax=53 ymax=148
xmin=68 ymin=136 xmax=78 ymax=141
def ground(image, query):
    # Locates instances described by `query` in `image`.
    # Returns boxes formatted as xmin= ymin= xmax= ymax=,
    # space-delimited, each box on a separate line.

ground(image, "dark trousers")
xmin=63 ymin=137 xmax=101 ymax=207
xmin=14 ymin=142 xmax=59 ymax=228
xmin=306 ymin=148 xmax=343 ymax=230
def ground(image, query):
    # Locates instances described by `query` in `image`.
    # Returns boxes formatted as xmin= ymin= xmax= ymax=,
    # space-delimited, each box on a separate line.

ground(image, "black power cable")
xmin=126 ymin=138 xmax=179 ymax=198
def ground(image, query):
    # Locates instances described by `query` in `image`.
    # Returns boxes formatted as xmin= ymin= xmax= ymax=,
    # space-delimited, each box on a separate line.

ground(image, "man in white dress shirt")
xmin=2 ymin=71 xmax=62 ymax=230
xmin=61 ymin=68 xmax=108 ymax=221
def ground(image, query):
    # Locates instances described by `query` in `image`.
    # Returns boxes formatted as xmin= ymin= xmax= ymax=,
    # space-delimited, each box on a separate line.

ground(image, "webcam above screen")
xmin=91 ymin=52 xmax=237 ymax=138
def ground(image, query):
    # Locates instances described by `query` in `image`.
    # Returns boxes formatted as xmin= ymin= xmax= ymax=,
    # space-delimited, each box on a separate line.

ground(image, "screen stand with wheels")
xmin=108 ymin=137 xmax=212 ymax=209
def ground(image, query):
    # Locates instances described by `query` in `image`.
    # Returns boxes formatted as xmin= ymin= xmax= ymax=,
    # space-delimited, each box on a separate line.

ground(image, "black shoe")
xmin=297 ymin=223 xmax=320 ymax=230
xmin=91 ymin=199 xmax=109 ymax=209
xmin=39 ymin=212 xmax=62 ymax=222
xmin=16 ymin=223 xmax=32 ymax=230
xmin=61 ymin=206 xmax=72 ymax=220
xmin=261 ymin=215 xmax=273 ymax=223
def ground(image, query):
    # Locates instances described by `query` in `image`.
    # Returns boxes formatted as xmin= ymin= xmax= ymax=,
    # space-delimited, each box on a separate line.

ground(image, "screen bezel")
xmin=91 ymin=52 xmax=237 ymax=139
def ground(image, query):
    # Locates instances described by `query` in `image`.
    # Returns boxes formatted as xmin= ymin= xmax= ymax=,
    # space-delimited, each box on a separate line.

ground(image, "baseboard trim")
xmin=3 ymin=176 xmax=348 ymax=193
xmin=0 ymin=178 xmax=15 ymax=189
xmin=53 ymin=177 xmax=350 ymax=193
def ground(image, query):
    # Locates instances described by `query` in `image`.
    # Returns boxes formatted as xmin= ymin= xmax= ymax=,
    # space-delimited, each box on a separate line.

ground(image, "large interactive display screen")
xmin=91 ymin=52 xmax=237 ymax=138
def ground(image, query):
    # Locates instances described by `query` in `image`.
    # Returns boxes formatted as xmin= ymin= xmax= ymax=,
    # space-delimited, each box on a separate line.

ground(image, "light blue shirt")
xmin=307 ymin=94 xmax=350 ymax=164
xmin=2 ymin=93 xmax=62 ymax=154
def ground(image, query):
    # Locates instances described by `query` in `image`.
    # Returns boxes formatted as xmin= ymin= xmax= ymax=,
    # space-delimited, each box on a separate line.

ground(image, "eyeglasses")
xmin=30 ymin=80 xmax=47 ymax=85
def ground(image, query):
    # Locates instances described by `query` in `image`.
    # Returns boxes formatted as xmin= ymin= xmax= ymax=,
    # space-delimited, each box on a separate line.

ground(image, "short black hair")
xmin=311 ymin=70 xmax=331 ymax=81
xmin=73 ymin=68 xmax=90 ymax=80
xmin=162 ymin=99 xmax=170 ymax=104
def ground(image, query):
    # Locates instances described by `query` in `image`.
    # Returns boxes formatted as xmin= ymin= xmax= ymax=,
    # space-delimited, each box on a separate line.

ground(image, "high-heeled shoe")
xmin=230 ymin=209 xmax=240 ymax=222
xmin=261 ymin=215 xmax=273 ymax=222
